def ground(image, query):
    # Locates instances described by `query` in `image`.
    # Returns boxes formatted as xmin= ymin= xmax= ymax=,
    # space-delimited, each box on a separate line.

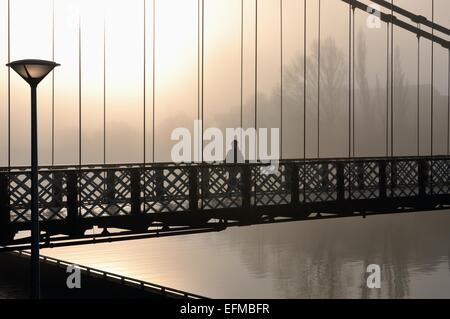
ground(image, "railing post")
xmin=106 ymin=170 xmax=115 ymax=203
xmin=130 ymin=168 xmax=141 ymax=215
xmin=320 ymin=163 xmax=328 ymax=192
xmin=379 ymin=160 xmax=387 ymax=199
xmin=52 ymin=171 xmax=63 ymax=209
xmin=0 ymin=172 xmax=11 ymax=231
xmin=241 ymin=164 xmax=252 ymax=208
xmin=336 ymin=161 xmax=345 ymax=201
xmin=189 ymin=166 xmax=199 ymax=212
xmin=418 ymin=159 xmax=429 ymax=197
xmin=155 ymin=168 xmax=164 ymax=198
xmin=357 ymin=161 xmax=364 ymax=191
xmin=201 ymin=165 xmax=209 ymax=200
xmin=390 ymin=160 xmax=398 ymax=189
xmin=290 ymin=163 xmax=299 ymax=205
xmin=66 ymin=170 xmax=78 ymax=221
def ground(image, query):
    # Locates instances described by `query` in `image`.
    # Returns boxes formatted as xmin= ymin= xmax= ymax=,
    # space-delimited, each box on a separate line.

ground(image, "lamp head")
xmin=6 ymin=59 xmax=60 ymax=86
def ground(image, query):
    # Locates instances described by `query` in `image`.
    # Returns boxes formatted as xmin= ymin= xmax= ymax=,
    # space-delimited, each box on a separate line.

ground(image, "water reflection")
xmin=42 ymin=211 xmax=450 ymax=298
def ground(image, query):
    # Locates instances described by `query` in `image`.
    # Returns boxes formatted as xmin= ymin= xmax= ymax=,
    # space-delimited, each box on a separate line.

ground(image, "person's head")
xmin=231 ymin=139 xmax=238 ymax=148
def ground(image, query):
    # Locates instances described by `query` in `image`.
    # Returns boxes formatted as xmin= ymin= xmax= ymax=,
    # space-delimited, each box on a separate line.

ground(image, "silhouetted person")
xmin=225 ymin=139 xmax=244 ymax=164
xmin=225 ymin=140 xmax=244 ymax=193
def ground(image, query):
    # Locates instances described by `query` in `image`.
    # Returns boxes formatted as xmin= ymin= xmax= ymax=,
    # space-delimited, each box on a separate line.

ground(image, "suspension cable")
xmin=280 ymin=0 xmax=283 ymax=160
xmin=390 ymin=0 xmax=394 ymax=157
xmin=197 ymin=0 xmax=200 ymax=162
xmin=254 ymin=0 xmax=258 ymax=161
xmin=202 ymin=0 xmax=205 ymax=163
xmin=143 ymin=0 xmax=146 ymax=165
xmin=317 ymin=0 xmax=321 ymax=159
xmin=431 ymin=0 xmax=434 ymax=157
xmin=303 ymin=0 xmax=307 ymax=201
xmin=386 ymin=20 xmax=389 ymax=157
xmin=303 ymin=0 xmax=307 ymax=161
xmin=103 ymin=11 xmax=106 ymax=164
xmin=348 ymin=0 xmax=352 ymax=200
xmin=52 ymin=0 xmax=55 ymax=166
xmin=240 ymin=0 xmax=244 ymax=133
xmin=7 ymin=0 xmax=10 ymax=169
xmin=348 ymin=1 xmax=351 ymax=159
xmin=152 ymin=0 xmax=156 ymax=163
xmin=78 ymin=13 xmax=82 ymax=167
xmin=352 ymin=5 xmax=355 ymax=157
xmin=417 ymin=25 xmax=420 ymax=157
xmin=448 ymin=49 xmax=450 ymax=156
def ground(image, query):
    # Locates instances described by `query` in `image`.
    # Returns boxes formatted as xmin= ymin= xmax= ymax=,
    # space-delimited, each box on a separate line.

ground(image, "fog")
xmin=0 ymin=0 xmax=449 ymax=165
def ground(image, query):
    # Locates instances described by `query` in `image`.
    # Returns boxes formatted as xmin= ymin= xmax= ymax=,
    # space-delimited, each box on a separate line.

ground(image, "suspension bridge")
xmin=1 ymin=0 xmax=449 ymax=250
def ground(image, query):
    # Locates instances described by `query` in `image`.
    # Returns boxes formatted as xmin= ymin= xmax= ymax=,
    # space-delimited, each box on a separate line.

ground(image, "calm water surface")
xmin=41 ymin=211 xmax=450 ymax=298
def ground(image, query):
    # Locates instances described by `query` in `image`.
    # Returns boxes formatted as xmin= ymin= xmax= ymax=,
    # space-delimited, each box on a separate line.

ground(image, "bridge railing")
xmin=1 ymin=157 xmax=449 ymax=228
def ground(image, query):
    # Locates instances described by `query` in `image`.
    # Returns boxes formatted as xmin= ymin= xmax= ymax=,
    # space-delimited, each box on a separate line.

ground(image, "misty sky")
xmin=0 ymin=0 xmax=449 ymax=165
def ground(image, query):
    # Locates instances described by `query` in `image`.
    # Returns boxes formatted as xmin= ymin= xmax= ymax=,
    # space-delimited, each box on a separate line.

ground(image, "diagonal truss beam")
xmin=369 ymin=0 xmax=450 ymax=36
xmin=341 ymin=0 xmax=449 ymax=49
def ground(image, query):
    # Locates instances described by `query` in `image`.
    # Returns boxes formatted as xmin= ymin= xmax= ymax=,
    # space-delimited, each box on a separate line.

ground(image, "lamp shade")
xmin=6 ymin=59 xmax=60 ymax=86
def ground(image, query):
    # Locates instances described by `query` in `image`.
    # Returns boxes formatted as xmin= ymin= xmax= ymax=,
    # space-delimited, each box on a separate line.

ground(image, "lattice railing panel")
xmin=201 ymin=166 xmax=243 ymax=210
xmin=300 ymin=162 xmax=338 ymax=202
xmin=142 ymin=167 xmax=190 ymax=213
xmin=428 ymin=159 xmax=450 ymax=195
xmin=387 ymin=160 xmax=419 ymax=198
xmin=37 ymin=171 xmax=68 ymax=220
xmin=253 ymin=164 xmax=290 ymax=206
xmin=345 ymin=161 xmax=380 ymax=200
xmin=79 ymin=169 xmax=131 ymax=218
xmin=9 ymin=171 xmax=69 ymax=222
xmin=9 ymin=172 xmax=32 ymax=222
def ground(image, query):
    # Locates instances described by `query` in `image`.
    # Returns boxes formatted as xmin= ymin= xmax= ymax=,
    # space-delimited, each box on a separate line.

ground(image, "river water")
xmin=38 ymin=210 xmax=450 ymax=298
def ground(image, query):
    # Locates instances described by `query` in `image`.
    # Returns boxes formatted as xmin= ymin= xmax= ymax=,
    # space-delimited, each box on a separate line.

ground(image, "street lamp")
xmin=6 ymin=59 xmax=60 ymax=299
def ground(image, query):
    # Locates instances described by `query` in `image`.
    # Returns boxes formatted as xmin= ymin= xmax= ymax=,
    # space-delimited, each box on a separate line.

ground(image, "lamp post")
xmin=6 ymin=59 xmax=60 ymax=299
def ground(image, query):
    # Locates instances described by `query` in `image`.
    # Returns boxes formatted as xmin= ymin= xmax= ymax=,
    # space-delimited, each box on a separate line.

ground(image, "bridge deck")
xmin=1 ymin=156 xmax=450 ymax=248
